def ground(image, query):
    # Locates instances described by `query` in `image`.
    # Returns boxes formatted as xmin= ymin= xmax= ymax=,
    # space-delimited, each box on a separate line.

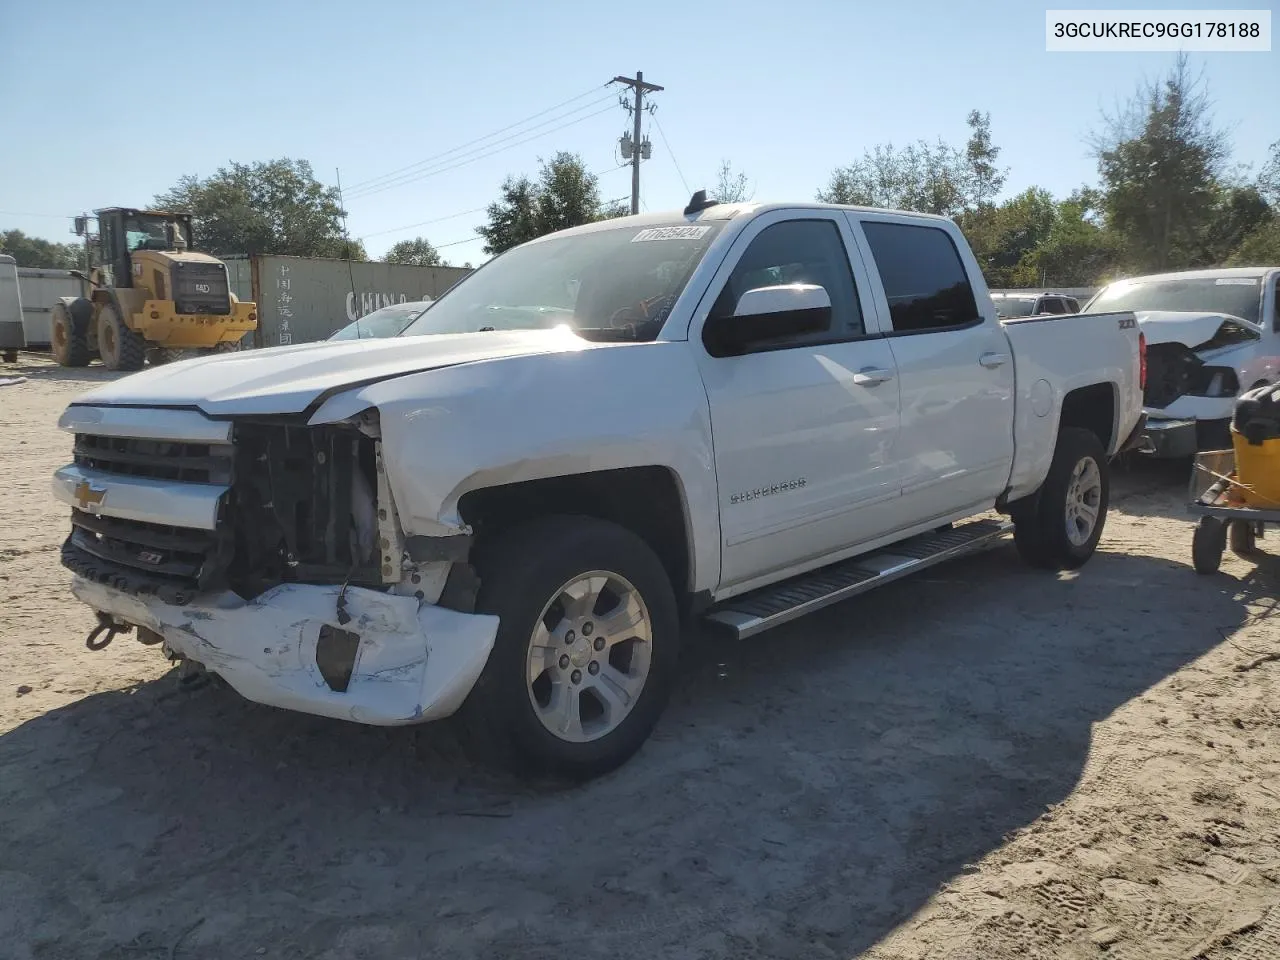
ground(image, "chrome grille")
xmin=74 ymin=433 xmax=233 ymax=484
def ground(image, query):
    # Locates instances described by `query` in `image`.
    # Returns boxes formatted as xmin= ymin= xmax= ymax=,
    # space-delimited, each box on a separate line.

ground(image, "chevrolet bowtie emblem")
xmin=74 ymin=479 xmax=107 ymax=511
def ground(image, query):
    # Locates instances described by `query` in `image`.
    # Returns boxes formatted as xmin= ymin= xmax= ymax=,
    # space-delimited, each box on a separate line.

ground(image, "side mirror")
xmin=703 ymin=283 xmax=832 ymax=357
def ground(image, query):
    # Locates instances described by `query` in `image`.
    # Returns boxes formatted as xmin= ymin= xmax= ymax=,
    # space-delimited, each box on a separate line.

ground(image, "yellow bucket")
xmin=1230 ymin=426 xmax=1280 ymax=508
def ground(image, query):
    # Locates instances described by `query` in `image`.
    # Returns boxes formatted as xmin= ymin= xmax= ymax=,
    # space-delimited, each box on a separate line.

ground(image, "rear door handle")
xmin=852 ymin=367 xmax=894 ymax=386
xmin=979 ymin=352 xmax=1010 ymax=369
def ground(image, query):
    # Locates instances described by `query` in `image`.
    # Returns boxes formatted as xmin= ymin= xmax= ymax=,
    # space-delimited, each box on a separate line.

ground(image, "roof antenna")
xmin=336 ymin=167 xmax=361 ymax=342
xmin=684 ymin=189 xmax=717 ymax=216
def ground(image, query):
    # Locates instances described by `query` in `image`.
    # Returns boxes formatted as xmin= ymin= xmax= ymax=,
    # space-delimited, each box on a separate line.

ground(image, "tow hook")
xmin=85 ymin=612 xmax=134 ymax=651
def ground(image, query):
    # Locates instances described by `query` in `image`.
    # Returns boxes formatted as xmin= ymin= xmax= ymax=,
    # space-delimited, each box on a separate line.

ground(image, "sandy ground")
xmin=2 ymin=352 xmax=1279 ymax=960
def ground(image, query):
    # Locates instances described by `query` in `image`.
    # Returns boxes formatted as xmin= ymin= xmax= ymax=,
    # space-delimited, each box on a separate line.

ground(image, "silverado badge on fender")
xmin=730 ymin=478 xmax=807 ymax=505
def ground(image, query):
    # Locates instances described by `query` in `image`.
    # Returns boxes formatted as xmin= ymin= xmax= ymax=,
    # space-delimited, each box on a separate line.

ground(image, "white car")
xmin=52 ymin=195 xmax=1144 ymax=778
xmin=1083 ymin=267 xmax=1280 ymax=457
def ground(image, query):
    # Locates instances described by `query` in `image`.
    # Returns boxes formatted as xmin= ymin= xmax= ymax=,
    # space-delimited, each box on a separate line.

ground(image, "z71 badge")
xmin=730 ymin=478 xmax=807 ymax=505
xmin=1118 ymin=316 xmax=1136 ymax=329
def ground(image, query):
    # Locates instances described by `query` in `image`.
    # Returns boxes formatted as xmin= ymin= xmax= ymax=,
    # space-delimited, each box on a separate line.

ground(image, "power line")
xmin=358 ymin=206 xmax=489 ymax=241
xmin=343 ymin=84 xmax=609 ymax=193
xmin=651 ymin=115 xmax=690 ymax=196
xmin=344 ymin=103 xmax=619 ymax=201
xmin=346 ymin=93 xmax=614 ymax=197
xmin=0 ymin=210 xmax=74 ymax=220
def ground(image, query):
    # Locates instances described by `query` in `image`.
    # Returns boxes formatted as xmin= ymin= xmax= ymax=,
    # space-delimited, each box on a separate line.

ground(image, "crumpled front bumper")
xmin=71 ymin=577 xmax=498 ymax=726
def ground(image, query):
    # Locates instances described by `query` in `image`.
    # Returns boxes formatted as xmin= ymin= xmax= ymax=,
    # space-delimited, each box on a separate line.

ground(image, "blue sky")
xmin=1 ymin=0 xmax=1275 ymax=267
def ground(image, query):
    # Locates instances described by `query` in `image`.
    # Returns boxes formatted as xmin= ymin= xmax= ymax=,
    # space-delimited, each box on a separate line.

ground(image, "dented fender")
xmin=308 ymin=342 xmax=722 ymax=593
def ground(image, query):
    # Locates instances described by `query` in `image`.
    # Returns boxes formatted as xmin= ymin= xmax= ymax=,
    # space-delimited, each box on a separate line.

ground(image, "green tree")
xmin=478 ymin=152 xmax=619 ymax=255
xmin=818 ymin=110 xmax=1006 ymax=218
xmin=384 ymin=237 xmax=444 ymax=266
xmin=1091 ymin=54 xmax=1229 ymax=272
xmin=535 ymin=152 xmax=606 ymax=234
xmin=962 ymin=188 xmax=1058 ymax=287
xmin=1024 ymin=191 xmax=1124 ymax=286
xmin=0 ymin=229 xmax=82 ymax=269
xmin=714 ymin=160 xmax=753 ymax=203
xmin=1227 ymin=220 xmax=1280 ymax=265
xmin=818 ymin=139 xmax=968 ymax=216
xmin=1256 ymin=139 xmax=1280 ymax=206
xmin=1200 ymin=186 xmax=1272 ymax=265
xmin=477 ymin=175 xmax=541 ymax=255
xmin=154 ymin=158 xmax=364 ymax=259
xmin=964 ymin=110 xmax=1007 ymax=209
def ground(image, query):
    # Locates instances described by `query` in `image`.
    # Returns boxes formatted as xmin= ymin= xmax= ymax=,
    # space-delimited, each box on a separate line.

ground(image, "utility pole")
xmin=613 ymin=71 xmax=663 ymax=215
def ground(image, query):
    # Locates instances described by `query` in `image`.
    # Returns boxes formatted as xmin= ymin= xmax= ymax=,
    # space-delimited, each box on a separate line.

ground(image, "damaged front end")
xmin=52 ymin=406 xmax=497 ymax=725
xmin=1137 ymin=314 xmax=1261 ymax=457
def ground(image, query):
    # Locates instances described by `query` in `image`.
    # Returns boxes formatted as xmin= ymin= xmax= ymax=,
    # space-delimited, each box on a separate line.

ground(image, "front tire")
xmin=97 ymin=303 xmax=146 ymax=371
xmin=1014 ymin=427 xmax=1110 ymax=570
xmin=458 ymin=516 xmax=680 ymax=779
xmin=1193 ymin=517 xmax=1226 ymax=574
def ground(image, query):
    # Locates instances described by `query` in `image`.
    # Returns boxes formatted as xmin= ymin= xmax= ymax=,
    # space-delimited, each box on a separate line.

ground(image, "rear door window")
xmin=860 ymin=221 xmax=980 ymax=333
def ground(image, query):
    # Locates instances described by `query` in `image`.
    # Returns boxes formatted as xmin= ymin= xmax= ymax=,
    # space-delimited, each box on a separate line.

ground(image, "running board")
xmin=703 ymin=518 xmax=1014 ymax=639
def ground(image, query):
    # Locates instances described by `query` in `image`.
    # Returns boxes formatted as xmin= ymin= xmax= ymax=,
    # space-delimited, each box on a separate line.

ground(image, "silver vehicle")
xmin=328 ymin=300 xmax=433 ymax=341
xmin=990 ymin=291 xmax=1081 ymax=319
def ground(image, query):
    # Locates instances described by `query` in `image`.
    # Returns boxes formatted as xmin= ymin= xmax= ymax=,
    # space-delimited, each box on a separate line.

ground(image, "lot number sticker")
xmin=632 ymin=226 xmax=711 ymax=242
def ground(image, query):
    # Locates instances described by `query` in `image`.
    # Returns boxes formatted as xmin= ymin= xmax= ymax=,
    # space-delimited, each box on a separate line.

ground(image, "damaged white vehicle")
xmin=1083 ymin=267 xmax=1280 ymax=458
xmin=54 ymin=196 xmax=1144 ymax=778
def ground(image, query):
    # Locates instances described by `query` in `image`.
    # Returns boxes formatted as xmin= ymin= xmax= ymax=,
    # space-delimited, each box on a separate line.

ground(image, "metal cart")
xmin=1189 ymin=448 xmax=1280 ymax=574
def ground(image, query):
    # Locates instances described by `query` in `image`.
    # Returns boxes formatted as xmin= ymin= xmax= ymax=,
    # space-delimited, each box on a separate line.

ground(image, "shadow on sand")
xmin=1 ymin=515 xmax=1268 ymax=958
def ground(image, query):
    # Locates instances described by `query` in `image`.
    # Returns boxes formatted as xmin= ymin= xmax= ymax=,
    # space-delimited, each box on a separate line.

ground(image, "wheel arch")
xmin=457 ymin=465 xmax=698 ymax=609
xmin=1057 ymin=381 xmax=1117 ymax=454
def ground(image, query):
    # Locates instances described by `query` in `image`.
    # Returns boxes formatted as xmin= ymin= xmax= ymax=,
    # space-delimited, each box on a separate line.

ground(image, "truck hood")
xmin=1134 ymin=310 xmax=1260 ymax=351
xmin=70 ymin=328 xmax=595 ymax=417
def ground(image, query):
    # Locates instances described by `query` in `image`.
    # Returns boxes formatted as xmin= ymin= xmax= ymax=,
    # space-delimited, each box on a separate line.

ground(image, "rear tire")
xmin=1014 ymin=427 xmax=1110 ymax=570
xmin=1228 ymin=520 xmax=1260 ymax=559
xmin=97 ymin=303 xmax=145 ymax=371
xmin=51 ymin=300 xmax=93 ymax=367
xmin=457 ymin=516 xmax=681 ymax=779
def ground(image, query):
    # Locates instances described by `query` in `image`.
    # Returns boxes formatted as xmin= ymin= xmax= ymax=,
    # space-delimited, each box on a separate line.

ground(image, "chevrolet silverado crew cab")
xmin=53 ymin=194 xmax=1145 ymax=778
xmin=1082 ymin=267 xmax=1280 ymax=457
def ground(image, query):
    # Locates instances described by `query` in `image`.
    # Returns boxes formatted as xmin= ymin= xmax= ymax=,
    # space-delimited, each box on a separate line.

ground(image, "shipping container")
xmin=16 ymin=267 xmax=82 ymax=346
xmin=223 ymin=255 xmax=473 ymax=346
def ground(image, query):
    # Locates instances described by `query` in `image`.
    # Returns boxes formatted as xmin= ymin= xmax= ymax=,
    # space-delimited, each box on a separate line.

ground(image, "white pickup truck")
xmin=53 ymin=196 xmax=1146 ymax=778
xmin=1082 ymin=267 xmax=1280 ymax=458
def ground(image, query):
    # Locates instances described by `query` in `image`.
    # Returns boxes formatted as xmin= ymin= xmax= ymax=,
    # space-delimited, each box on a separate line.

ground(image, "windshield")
xmin=331 ymin=302 xmax=430 ymax=340
xmin=992 ymin=297 xmax=1037 ymax=317
xmin=1084 ymin=276 xmax=1264 ymax=325
xmin=400 ymin=221 xmax=723 ymax=342
xmin=124 ymin=215 xmax=192 ymax=252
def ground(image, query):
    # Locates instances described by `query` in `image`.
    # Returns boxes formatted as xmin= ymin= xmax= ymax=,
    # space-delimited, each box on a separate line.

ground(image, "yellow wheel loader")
xmin=50 ymin=207 xmax=257 ymax=371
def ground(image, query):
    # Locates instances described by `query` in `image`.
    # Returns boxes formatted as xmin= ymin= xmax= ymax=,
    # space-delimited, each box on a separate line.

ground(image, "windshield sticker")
xmin=1215 ymin=278 xmax=1258 ymax=285
xmin=632 ymin=226 xmax=711 ymax=243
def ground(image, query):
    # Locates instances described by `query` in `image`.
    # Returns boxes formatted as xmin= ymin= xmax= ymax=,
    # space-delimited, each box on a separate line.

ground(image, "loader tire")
xmin=97 ymin=303 xmax=146 ymax=372
xmin=211 ymin=340 xmax=242 ymax=354
xmin=51 ymin=300 xmax=93 ymax=367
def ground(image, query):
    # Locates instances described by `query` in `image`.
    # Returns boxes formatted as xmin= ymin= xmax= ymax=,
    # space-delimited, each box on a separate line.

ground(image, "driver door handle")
xmin=853 ymin=367 xmax=894 ymax=386
xmin=979 ymin=352 xmax=1010 ymax=369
